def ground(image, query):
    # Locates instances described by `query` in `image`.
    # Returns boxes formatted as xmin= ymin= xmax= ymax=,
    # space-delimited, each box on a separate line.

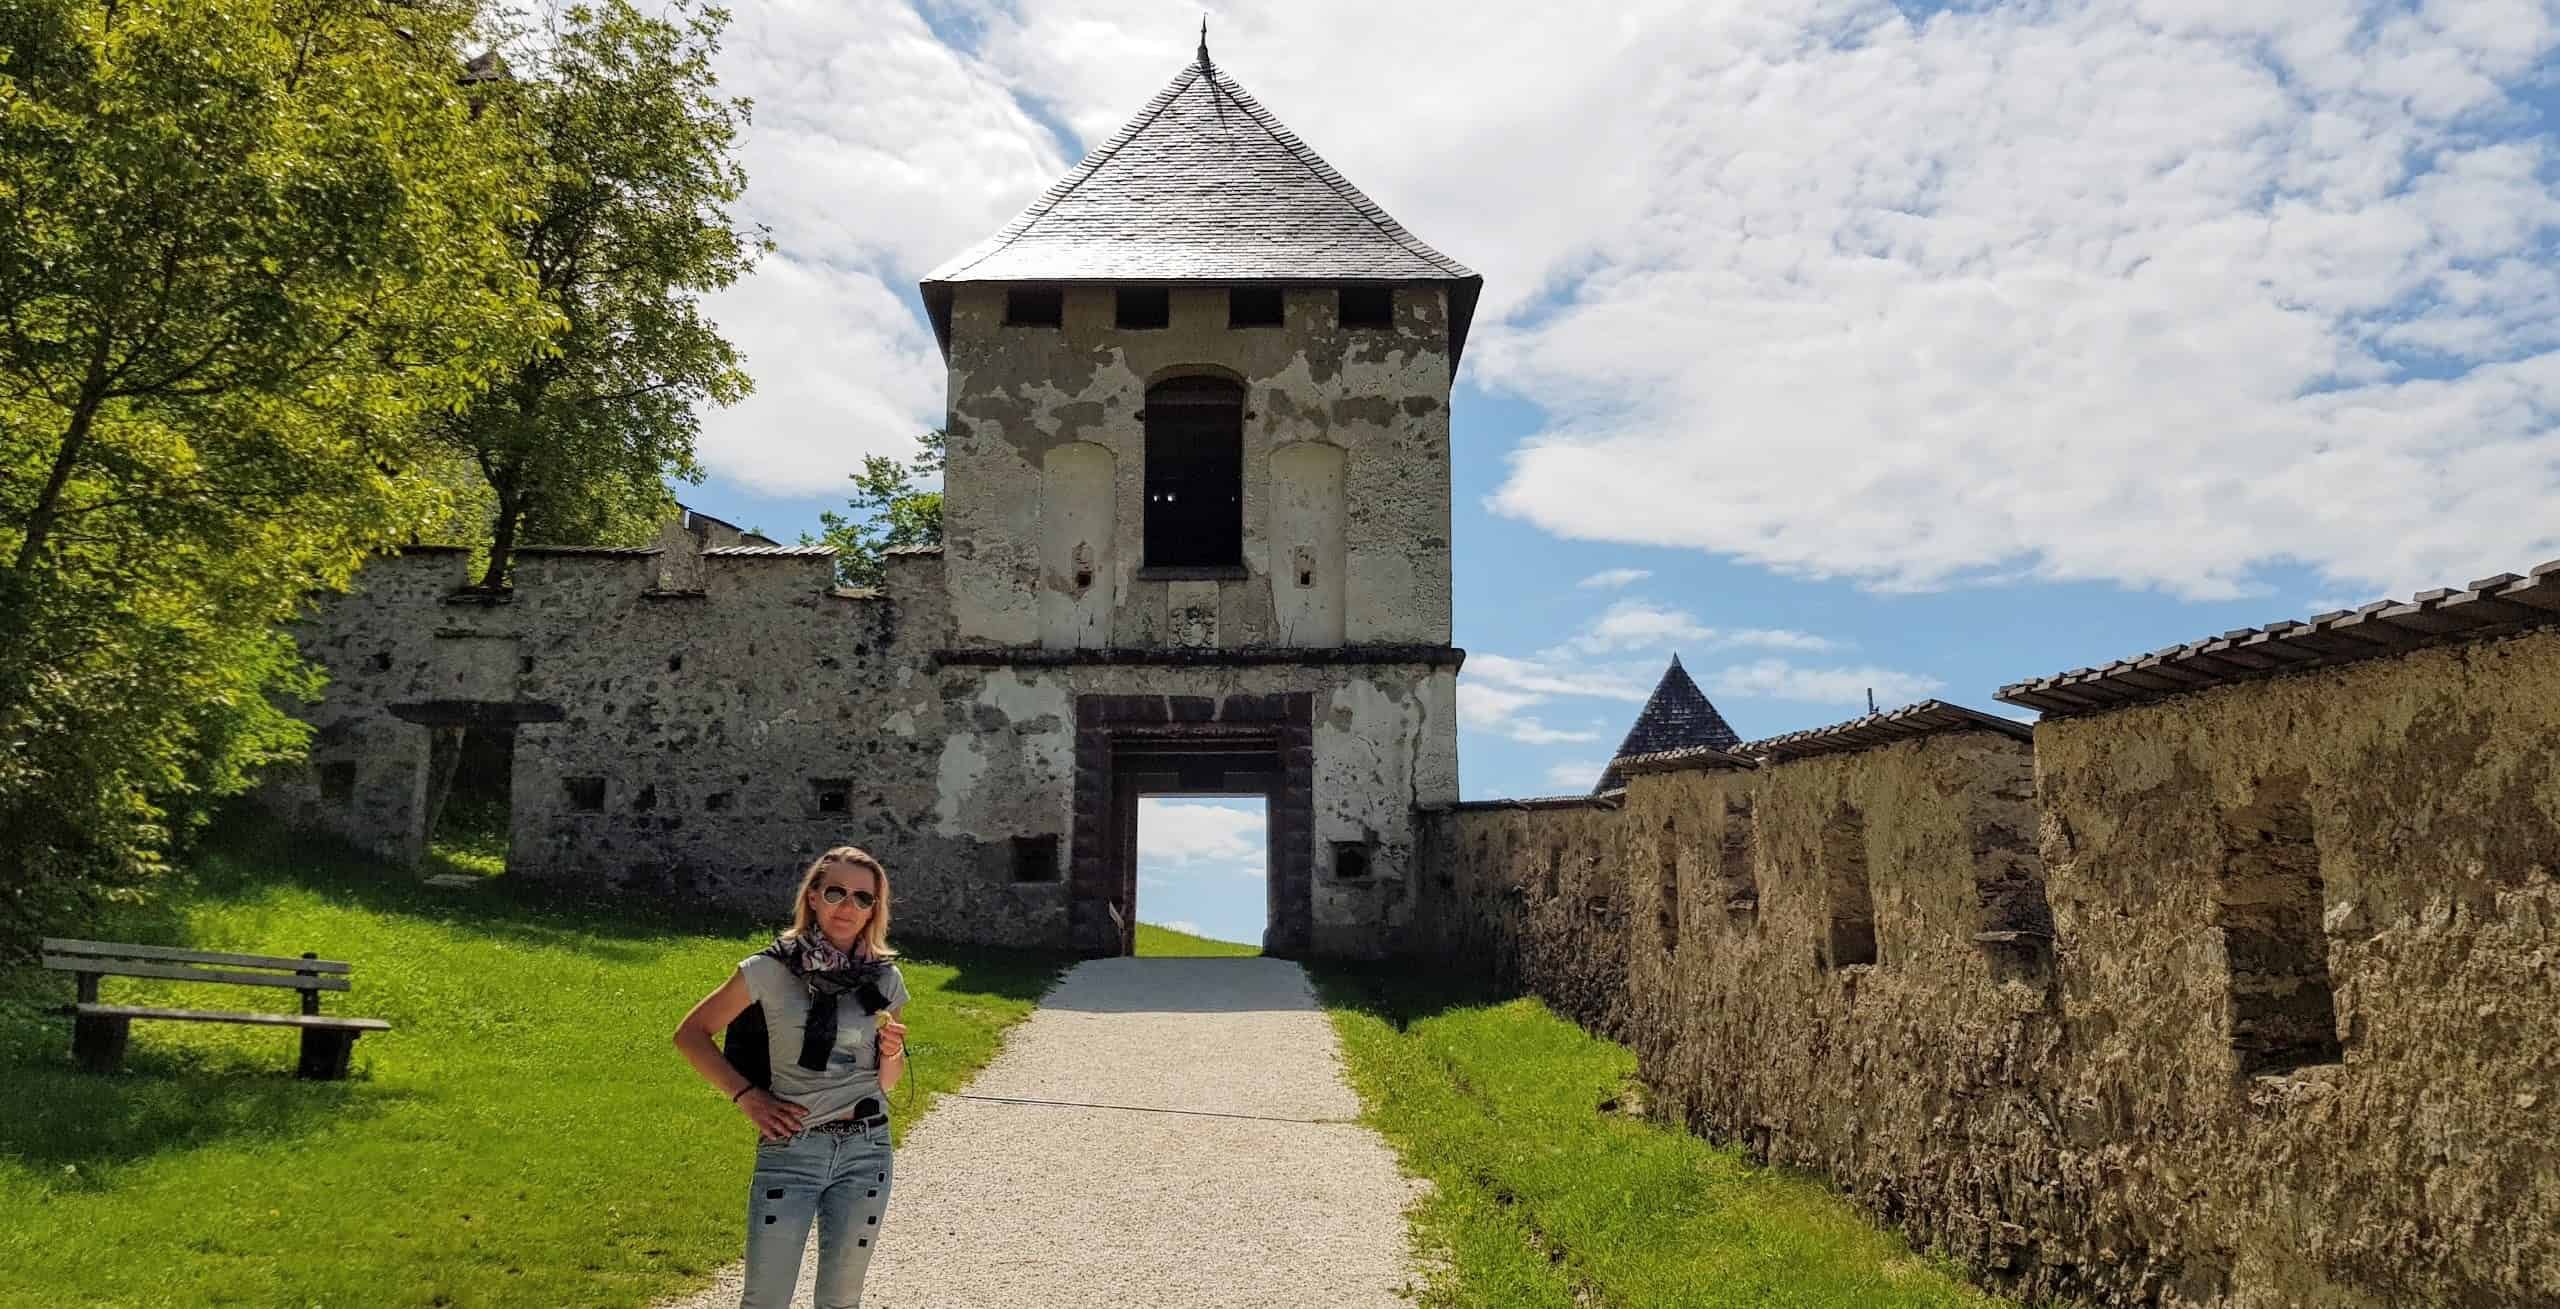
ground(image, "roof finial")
xmin=1198 ymin=14 xmax=1210 ymax=67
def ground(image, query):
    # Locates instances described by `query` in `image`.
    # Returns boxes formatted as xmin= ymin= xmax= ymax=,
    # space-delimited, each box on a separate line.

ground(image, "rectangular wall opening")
xmin=427 ymin=726 xmax=515 ymax=870
xmin=1823 ymin=804 xmax=1878 ymax=968
xmin=1228 ymin=286 xmax=1283 ymax=327
xmin=1011 ymin=835 xmax=1061 ymax=883
xmin=1657 ymin=817 xmax=1681 ymax=954
xmin=2218 ymin=783 xmax=2342 ymax=1076
xmin=1115 ymin=287 xmax=1169 ymax=329
xmin=1718 ymin=796 xmax=1758 ymax=922
xmin=1004 ymin=287 xmax=1063 ymax=326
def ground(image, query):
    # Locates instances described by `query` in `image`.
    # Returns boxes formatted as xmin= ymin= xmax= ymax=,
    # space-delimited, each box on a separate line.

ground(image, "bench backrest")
xmin=40 ymin=938 xmax=354 ymax=994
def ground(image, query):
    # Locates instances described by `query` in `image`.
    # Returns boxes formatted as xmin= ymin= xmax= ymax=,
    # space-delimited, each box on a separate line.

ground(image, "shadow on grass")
xmin=178 ymin=812 xmax=776 ymax=960
xmin=897 ymin=937 xmax=1078 ymax=1006
xmin=1303 ymin=955 xmax=1517 ymax=1032
xmin=0 ymin=1049 xmax=401 ymax=1183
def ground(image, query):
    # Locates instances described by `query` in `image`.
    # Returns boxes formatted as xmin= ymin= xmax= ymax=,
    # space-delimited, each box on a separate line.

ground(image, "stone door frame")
xmin=1071 ymin=692 xmax=1315 ymax=957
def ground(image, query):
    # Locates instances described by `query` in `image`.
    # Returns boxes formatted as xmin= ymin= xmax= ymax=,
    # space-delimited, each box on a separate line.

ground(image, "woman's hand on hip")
xmin=877 ymin=1015 xmax=907 ymax=1060
xmin=738 ymin=1089 xmax=807 ymax=1141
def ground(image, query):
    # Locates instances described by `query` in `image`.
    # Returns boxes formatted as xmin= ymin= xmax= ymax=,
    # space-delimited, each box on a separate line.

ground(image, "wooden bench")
xmin=41 ymin=938 xmax=393 ymax=1080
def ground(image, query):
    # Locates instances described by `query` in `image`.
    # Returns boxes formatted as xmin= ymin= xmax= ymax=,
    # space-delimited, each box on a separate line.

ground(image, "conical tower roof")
xmin=919 ymin=42 xmax=1481 ymax=360
xmin=1594 ymin=656 xmax=1741 ymax=793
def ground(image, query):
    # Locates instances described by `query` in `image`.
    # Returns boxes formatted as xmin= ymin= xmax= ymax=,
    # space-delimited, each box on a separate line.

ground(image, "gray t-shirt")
xmin=738 ymin=953 xmax=909 ymax=1127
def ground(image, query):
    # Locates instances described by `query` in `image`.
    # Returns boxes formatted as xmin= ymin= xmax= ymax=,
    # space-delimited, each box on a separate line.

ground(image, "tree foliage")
xmin=435 ymin=0 xmax=761 ymax=589
xmin=0 ymin=0 xmax=550 ymax=946
xmin=811 ymin=429 xmax=944 ymax=589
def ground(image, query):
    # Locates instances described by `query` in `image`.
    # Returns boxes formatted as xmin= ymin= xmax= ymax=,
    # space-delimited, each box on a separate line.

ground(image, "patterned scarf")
xmin=760 ymin=934 xmax=889 ymax=1072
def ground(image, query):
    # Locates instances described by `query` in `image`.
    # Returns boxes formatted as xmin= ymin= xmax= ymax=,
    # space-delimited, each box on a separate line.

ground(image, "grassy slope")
xmin=0 ymin=823 xmax=1067 ymax=1309
xmin=1313 ymin=963 xmax=2015 ymax=1309
xmin=1132 ymin=922 xmax=1261 ymax=957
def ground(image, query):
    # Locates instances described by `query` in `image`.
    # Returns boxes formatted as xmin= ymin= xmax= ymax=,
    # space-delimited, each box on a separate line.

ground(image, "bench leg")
xmin=297 ymin=1028 xmax=359 ymax=1080
xmin=72 ymin=1014 xmax=130 ymax=1074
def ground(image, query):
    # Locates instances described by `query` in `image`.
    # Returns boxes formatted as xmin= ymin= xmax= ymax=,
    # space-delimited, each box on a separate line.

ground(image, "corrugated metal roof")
xmin=700 ymin=545 xmax=836 ymax=558
xmin=1997 ymin=559 xmax=2560 ymax=717
xmin=513 ymin=545 xmax=661 ymax=557
xmin=919 ymin=49 xmax=1481 ymax=362
xmin=1745 ymin=700 xmax=2032 ymax=764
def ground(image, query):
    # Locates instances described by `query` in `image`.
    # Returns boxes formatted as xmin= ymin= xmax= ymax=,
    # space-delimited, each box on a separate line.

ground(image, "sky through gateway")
xmin=1137 ymin=796 xmax=1268 ymax=947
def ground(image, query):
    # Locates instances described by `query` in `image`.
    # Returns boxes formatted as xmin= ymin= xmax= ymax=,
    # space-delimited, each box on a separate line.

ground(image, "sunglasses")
xmin=818 ymin=885 xmax=877 ymax=909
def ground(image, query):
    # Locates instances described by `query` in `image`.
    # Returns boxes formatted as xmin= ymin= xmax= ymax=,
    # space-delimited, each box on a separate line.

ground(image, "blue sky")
xmin=665 ymin=0 xmax=2560 ymax=945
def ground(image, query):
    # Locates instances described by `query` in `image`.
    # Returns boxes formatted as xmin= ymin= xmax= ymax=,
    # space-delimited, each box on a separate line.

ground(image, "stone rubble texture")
xmin=1410 ymin=630 xmax=2560 ymax=1308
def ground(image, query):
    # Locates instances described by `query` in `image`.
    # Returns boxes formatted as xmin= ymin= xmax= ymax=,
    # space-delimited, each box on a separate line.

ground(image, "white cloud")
xmin=1545 ymin=759 xmax=1606 ymax=791
xmin=1137 ymin=798 xmax=1267 ymax=878
xmin=1578 ymin=568 xmax=1653 ymax=589
xmin=1704 ymin=659 xmax=1945 ymax=707
xmin=1459 ymin=652 xmax=1642 ymax=745
xmin=932 ymin=0 xmax=2560 ymax=599
xmin=1563 ymin=600 xmax=1838 ymax=656
xmin=1159 ymin=919 xmax=1205 ymax=936
xmin=693 ymin=0 xmax=1066 ymax=495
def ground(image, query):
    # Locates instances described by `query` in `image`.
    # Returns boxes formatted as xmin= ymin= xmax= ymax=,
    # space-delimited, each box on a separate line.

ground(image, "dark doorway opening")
xmin=427 ymin=725 xmax=516 ymax=871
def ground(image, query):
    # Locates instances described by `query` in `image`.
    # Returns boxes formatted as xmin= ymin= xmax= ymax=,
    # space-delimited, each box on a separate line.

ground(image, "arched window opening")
xmin=1144 ymin=376 xmax=1244 ymax=568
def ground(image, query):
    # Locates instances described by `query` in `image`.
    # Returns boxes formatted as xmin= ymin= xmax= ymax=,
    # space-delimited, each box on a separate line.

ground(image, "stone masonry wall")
xmin=1411 ymin=630 xmax=2560 ymax=1308
xmin=262 ymin=532 xmax=1453 ymax=955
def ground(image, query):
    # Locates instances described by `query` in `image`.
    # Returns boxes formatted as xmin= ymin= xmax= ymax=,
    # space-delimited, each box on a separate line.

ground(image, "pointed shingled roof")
xmin=1594 ymin=656 xmax=1741 ymax=793
xmin=918 ymin=48 xmax=1481 ymax=361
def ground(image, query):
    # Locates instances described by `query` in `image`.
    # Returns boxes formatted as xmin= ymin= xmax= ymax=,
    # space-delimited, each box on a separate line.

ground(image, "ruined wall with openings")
xmin=938 ymin=283 xmax=1453 ymax=651
xmin=1412 ymin=630 xmax=2560 ymax=1308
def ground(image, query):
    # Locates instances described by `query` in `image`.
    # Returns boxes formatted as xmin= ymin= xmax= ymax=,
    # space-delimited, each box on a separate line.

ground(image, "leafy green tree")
xmin=435 ymin=0 xmax=762 ymax=589
xmin=0 ymin=0 xmax=549 ymax=946
xmin=811 ymin=429 xmax=945 ymax=589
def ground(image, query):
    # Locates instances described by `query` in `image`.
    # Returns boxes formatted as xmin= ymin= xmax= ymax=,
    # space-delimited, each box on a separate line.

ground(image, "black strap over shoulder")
xmin=720 ymin=1002 xmax=771 ymax=1091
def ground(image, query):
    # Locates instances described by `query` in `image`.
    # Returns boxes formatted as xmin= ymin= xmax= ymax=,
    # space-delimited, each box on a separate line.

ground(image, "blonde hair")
xmin=784 ymin=846 xmax=897 ymax=959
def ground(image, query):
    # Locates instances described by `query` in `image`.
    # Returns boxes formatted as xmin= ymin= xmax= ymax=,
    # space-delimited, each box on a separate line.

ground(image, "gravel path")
xmin=657 ymin=956 xmax=1423 ymax=1309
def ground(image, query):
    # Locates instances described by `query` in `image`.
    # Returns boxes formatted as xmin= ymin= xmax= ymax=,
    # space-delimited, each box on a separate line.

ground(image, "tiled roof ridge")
xmin=1997 ymin=558 xmax=2560 ymax=718
xmin=699 ymin=544 xmax=837 ymax=558
xmin=931 ymin=62 xmax=1207 ymax=282
xmin=1744 ymin=699 xmax=2032 ymax=763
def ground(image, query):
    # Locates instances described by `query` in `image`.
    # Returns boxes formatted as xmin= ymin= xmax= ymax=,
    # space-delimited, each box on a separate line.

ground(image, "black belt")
xmin=810 ymin=1096 xmax=886 ymax=1135
xmin=811 ymin=1112 xmax=885 ymax=1135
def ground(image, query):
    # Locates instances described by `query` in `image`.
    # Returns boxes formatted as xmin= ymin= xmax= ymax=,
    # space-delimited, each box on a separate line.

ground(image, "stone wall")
xmin=1410 ymin=631 xmax=2560 ymax=1308
xmin=262 ymin=528 xmax=1453 ymax=956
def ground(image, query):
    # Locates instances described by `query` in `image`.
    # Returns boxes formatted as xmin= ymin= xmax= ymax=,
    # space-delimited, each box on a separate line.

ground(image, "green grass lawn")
xmin=0 ymin=822 xmax=1069 ymax=1309
xmin=1312 ymin=963 xmax=2014 ymax=1309
xmin=1131 ymin=921 xmax=1261 ymax=957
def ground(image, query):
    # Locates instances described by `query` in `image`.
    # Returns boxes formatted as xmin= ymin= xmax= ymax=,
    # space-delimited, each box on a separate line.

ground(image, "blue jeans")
xmin=741 ymin=1122 xmax=895 ymax=1308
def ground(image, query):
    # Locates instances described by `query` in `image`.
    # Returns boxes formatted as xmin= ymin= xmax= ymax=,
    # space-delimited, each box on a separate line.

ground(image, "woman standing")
xmin=676 ymin=847 xmax=910 ymax=1309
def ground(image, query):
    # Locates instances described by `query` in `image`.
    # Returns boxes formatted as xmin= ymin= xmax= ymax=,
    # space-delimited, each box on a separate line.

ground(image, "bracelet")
xmin=729 ymin=1084 xmax=753 ymax=1102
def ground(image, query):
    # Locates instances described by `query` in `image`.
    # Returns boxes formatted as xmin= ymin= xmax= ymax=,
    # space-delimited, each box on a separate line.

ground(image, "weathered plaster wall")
xmin=1412 ymin=633 xmax=2560 ymax=1308
xmin=928 ymin=660 xmax=1457 ymax=957
xmin=939 ymin=283 xmax=1453 ymax=650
